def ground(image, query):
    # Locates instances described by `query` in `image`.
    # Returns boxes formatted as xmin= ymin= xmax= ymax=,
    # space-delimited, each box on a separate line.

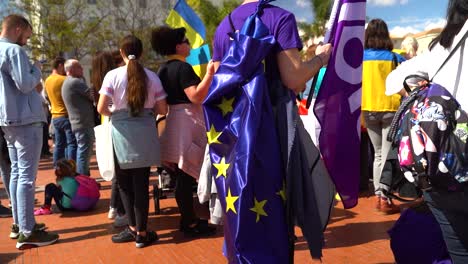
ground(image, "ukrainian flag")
xmin=166 ymin=0 xmax=210 ymax=78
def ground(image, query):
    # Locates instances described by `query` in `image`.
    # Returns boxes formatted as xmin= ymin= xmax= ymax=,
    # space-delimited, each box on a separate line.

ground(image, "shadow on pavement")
xmin=328 ymin=207 xmax=358 ymax=225
xmin=0 ymin=253 xmax=23 ymax=263
xmin=295 ymin=220 xmax=396 ymax=250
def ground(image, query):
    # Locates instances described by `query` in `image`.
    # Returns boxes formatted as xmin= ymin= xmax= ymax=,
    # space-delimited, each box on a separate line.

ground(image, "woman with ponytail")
xmin=151 ymin=26 xmax=216 ymax=236
xmin=97 ymin=35 xmax=167 ymax=248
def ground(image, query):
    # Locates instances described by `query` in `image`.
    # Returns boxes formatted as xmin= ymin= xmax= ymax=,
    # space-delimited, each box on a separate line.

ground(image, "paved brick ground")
xmin=0 ymin=156 xmax=399 ymax=263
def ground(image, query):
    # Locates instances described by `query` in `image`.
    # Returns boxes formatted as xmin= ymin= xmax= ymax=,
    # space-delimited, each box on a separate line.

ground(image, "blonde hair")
xmin=401 ymin=37 xmax=419 ymax=59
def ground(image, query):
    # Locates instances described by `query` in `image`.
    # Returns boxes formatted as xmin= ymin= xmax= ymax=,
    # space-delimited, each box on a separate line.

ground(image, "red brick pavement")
xmin=0 ymin=156 xmax=399 ymax=264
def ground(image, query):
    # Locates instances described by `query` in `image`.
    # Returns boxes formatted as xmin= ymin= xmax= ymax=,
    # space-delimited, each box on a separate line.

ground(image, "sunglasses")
xmin=181 ymin=38 xmax=190 ymax=45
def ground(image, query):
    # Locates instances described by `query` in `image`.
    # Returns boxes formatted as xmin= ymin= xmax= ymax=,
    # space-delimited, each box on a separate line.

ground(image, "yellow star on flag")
xmin=276 ymin=181 xmax=287 ymax=202
xmin=206 ymin=124 xmax=222 ymax=145
xmin=225 ymin=188 xmax=239 ymax=214
xmin=250 ymin=197 xmax=268 ymax=223
xmin=217 ymin=97 xmax=235 ymax=117
xmin=213 ymin=157 xmax=230 ymax=178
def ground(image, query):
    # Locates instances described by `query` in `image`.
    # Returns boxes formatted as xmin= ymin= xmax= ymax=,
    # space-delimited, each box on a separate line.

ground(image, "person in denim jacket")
xmin=0 ymin=14 xmax=58 ymax=249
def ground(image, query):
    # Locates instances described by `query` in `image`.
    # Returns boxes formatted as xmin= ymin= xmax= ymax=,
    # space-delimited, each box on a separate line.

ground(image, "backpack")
xmin=70 ymin=175 xmax=100 ymax=211
xmin=387 ymin=29 xmax=468 ymax=191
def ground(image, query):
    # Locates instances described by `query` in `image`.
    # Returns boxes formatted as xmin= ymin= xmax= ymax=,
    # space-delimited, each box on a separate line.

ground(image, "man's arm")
xmin=276 ymin=45 xmax=331 ymax=93
xmin=213 ymin=44 xmax=331 ymax=94
xmin=74 ymin=79 xmax=94 ymax=102
xmin=9 ymin=49 xmax=42 ymax=94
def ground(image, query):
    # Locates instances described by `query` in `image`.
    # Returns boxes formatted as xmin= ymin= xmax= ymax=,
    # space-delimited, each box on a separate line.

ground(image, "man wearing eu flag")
xmin=204 ymin=0 xmax=334 ymax=263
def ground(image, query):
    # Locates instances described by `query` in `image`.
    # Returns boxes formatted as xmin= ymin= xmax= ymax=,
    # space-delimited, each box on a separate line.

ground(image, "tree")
xmin=297 ymin=21 xmax=315 ymax=43
xmin=107 ymin=0 xmax=175 ymax=66
xmin=309 ymin=0 xmax=332 ymax=37
xmin=14 ymin=0 xmax=113 ymax=60
xmin=187 ymin=0 xmax=241 ymax=47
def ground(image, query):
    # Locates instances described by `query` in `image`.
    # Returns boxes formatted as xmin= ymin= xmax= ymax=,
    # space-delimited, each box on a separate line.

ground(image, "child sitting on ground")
xmin=35 ymin=159 xmax=79 ymax=215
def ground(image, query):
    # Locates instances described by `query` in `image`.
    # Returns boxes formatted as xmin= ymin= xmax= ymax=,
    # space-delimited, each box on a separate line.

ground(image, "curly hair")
xmin=151 ymin=26 xmax=186 ymax=55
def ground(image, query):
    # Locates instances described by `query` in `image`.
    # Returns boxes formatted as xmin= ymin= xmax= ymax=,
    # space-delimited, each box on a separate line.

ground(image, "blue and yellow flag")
xmin=166 ymin=0 xmax=210 ymax=77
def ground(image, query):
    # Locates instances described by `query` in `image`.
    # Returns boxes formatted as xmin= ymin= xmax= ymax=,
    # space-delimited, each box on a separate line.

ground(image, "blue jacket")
xmin=0 ymin=37 xmax=45 ymax=126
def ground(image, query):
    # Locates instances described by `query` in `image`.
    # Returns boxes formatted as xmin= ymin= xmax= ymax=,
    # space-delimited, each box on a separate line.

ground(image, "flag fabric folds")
xmin=186 ymin=44 xmax=211 ymax=78
xmin=166 ymin=0 xmax=211 ymax=77
xmin=203 ymin=2 xmax=290 ymax=263
xmin=313 ymin=0 xmax=367 ymax=209
xmin=166 ymin=0 xmax=206 ymax=48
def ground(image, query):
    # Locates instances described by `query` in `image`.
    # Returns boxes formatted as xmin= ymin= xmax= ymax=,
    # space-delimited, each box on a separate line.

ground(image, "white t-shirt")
xmin=99 ymin=66 xmax=167 ymax=111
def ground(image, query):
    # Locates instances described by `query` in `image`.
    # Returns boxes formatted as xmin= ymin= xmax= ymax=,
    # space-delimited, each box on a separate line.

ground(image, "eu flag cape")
xmin=203 ymin=7 xmax=289 ymax=264
xmin=204 ymin=0 xmax=334 ymax=262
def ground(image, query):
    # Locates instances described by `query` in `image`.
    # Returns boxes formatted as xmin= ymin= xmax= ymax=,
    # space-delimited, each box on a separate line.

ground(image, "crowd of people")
xmin=0 ymin=0 xmax=467 ymax=262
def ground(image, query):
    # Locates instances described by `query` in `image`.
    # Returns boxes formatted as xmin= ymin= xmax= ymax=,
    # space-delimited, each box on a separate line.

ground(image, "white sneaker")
xmin=113 ymin=214 xmax=128 ymax=228
xmin=108 ymin=207 xmax=117 ymax=219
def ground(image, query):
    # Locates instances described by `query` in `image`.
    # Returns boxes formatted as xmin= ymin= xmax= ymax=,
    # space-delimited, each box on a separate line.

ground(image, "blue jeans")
xmin=363 ymin=111 xmax=395 ymax=193
xmin=0 ymin=129 xmax=11 ymax=199
xmin=2 ymin=124 xmax=42 ymax=235
xmin=74 ymin=128 xmax=95 ymax=176
xmin=424 ymin=188 xmax=468 ymax=264
xmin=52 ymin=117 xmax=77 ymax=164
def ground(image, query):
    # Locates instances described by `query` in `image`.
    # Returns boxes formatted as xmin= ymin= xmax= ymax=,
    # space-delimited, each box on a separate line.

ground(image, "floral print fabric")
xmin=397 ymin=83 xmax=468 ymax=190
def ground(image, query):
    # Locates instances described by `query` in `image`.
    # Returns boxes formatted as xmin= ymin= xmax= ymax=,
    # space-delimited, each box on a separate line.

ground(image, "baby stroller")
xmin=153 ymin=115 xmax=175 ymax=214
xmin=152 ymin=115 xmax=199 ymax=215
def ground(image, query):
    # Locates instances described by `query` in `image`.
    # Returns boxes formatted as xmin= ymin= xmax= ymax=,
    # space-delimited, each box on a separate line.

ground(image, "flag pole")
xmin=306 ymin=0 xmax=340 ymax=109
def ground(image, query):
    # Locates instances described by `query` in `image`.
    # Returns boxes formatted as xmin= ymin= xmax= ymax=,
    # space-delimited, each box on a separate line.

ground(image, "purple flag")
xmin=313 ymin=0 xmax=366 ymax=209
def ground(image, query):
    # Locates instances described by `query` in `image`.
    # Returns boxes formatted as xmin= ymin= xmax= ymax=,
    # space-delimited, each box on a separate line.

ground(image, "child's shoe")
xmin=34 ymin=207 xmax=53 ymax=216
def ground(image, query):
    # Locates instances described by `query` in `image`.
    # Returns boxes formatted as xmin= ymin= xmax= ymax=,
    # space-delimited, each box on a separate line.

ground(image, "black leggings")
xmin=44 ymin=183 xmax=71 ymax=211
xmin=115 ymin=161 xmax=150 ymax=232
xmin=174 ymin=167 xmax=197 ymax=228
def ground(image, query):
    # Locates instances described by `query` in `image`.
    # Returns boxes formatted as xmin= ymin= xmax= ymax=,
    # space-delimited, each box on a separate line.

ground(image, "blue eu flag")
xmin=203 ymin=1 xmax=289 ymax=263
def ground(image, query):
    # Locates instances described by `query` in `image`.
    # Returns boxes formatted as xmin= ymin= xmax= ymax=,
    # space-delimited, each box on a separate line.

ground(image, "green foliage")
xmin=187 ymin=0 xmax=241 ymax=47
xmin=309 ymin=0 xmax=332 ymax=36
xmin=15 ymin=0 xmax=110 ymax=60
xmin=297 ymin=21 xmax=314 ymax=43
xmin=13 ymin=0 xmax=171 ymax=66
xmin=9 ymin=0 xmax=331 ymax=68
